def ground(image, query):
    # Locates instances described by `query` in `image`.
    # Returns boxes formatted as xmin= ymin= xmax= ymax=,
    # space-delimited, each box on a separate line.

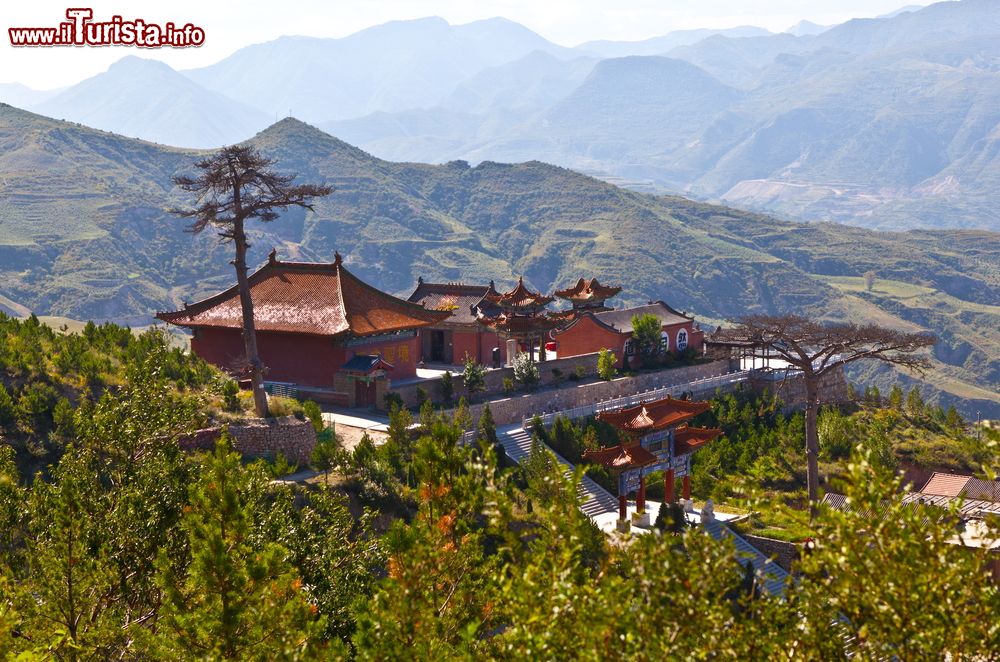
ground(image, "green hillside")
xmin=0 ymin=105 xmax=996 ymax=416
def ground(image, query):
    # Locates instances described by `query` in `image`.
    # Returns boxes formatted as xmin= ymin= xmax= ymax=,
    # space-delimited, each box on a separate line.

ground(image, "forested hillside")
xmin=0 ymin=106 xmax=997 ymax=416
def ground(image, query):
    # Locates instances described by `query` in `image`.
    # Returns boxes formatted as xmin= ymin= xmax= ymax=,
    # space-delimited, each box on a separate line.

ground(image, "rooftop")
xmin=156 ymin=251 xmax=451 ymax=337
xmin=919 ymin=472 xmax=1000 ymax=502
xmin=407 ymin=279 xmax=499 ymax=325
xmin=597 ymin=395 xmax=710 ymax=433
xmin=482 ymin=276 xmax=554 ymax=310
xmin=582 ymin=443 xmax=659 ymax=470
xmin=592 ymin=301 xmax=692 ymax=333
xmin=554 ymin=277 xmax=622 ymax=303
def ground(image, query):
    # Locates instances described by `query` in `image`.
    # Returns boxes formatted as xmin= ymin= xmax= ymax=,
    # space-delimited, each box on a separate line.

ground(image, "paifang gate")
xmin=584 ymin=395 xmax=722 ymax=531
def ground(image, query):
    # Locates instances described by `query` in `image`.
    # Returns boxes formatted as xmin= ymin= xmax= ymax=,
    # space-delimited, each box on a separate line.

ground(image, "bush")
xmin=502 ymin=377 xmax=515 ymax=394
xmin=440 ymin=371 xmax=454 ymax=406
xmin=267 ymin=396 xmax=304 ymax=419
xmin=574 ymin=365 xmax=587 ymax=380
xmin=462 ymin=358 xmax=486 ymax=402
xmin=597 ymin=348 xmax=616 ymax=381
xmin=512 ymin=354 xmax=539 ymax=390
xmin=221 ymin=379 xmax=241 ymax=413
xmin=302 ymin=400 xmax=324 ymax=433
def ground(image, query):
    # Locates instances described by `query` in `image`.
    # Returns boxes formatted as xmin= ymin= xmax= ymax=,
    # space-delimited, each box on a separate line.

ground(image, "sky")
xmin=2 ymin=0 xmax=930 ymax=89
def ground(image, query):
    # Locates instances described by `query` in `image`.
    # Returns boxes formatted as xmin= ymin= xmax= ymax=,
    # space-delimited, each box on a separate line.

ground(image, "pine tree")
xmin=152 ymin=438 xmax=324 ymax=660
xmin=0 ymin=383 xmax=14 ymax=428
xmin=476 ymin=403 xmax=498 ymax=446
xmin=905 ymin=387 xmax=925 ymax=417
xmin=888 ymin=385 xmax=904 ymax=411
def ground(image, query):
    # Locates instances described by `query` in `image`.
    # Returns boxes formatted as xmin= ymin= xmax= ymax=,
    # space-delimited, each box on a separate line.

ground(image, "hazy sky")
xmin=2 ymin=0 xmax=930 ymax=89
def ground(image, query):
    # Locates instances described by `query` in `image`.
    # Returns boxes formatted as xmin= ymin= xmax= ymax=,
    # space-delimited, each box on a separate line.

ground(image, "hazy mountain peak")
xmin=785 ymin=20 xmax=832 ymax=36
xmin=106 ymin=55 xmax=173 ymax=73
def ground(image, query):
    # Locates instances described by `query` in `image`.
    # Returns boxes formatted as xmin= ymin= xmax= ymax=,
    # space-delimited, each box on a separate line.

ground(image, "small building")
xmin=477 ymin=277 xmax=561 ymax=364
xmin=551 ymin=277 xmax=622 ymax=320
xmin=156 ymin=252 xmax=451 ymax=407
xmin=553 ymin=301 xmax=705 ymax=368
xmin=586 ymin=395 xmax=721 ymax=531
xmin=406 ymin=279 xmax=506 ymax=366
xmin=919 ymin=472 xmax=1000 ymax=502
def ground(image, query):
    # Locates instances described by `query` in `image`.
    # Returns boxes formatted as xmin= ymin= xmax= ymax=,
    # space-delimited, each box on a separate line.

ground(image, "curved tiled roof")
xmin=674 ymin=425 xmax=723 ymax=455
xmin=583 ymin=443 xmax=658 ymax=470
xmin=554 ymin=277 xmax=622 ymax=303
xmin=597 ymin=395 xmax=710 ymax=432
xmin=406 ymin=279 xmax=499 ymax=325
xmin=156 ymin=253 xmax=452 ymax=337
xmin=483 ymin=276 xmax=554 ymax=309
xmin=477 ymin=311 xmax=562 ymax=335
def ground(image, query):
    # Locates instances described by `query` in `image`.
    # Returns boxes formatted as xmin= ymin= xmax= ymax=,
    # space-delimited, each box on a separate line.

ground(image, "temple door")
xmin=355 ymin=379 xmax=376 ymax=407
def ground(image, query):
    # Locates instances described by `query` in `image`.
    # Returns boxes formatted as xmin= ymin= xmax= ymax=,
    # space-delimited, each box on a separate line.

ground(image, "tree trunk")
xmin=804 ymin=373 xmax=820 ymax=518
xmin=232 ymin=218 xmax=269 ymax=418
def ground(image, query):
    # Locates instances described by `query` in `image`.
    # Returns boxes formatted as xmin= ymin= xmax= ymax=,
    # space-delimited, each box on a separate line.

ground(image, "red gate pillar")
xmin=637 ymin=474 xmax=646 ymax=514
xmin=618 ymin=494 xmax=627 ymax=521
xmin=664 ymin=468 xmax=675 ymax=503
xmin=682 ymin=474 xmax=691 ymax=500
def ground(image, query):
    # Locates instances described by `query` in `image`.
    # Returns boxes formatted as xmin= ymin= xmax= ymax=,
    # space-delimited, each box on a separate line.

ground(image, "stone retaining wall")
xmin=750 ymin=366 xmax=850 ymax=412
xmin=387 ymin=351 xmax=607 ymax=410
xmin=440 ymin=359 xmax=731 ymax=426
xmin=176 ymin=416 xmax=317 ymax=465
xmin=743 ymin=534 xmax=801 ymax=573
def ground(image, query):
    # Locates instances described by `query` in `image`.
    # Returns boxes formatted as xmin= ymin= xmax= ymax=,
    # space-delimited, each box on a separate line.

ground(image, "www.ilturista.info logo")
xmin=9 ymin=8 xmax=205 ymax=48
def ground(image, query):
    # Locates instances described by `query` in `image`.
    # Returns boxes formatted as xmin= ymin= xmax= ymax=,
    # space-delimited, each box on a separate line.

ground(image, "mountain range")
xmin=0 ymin=104 xmax=996 ymax=417
xmin=5 ymin=1 xmax=998 ymax=231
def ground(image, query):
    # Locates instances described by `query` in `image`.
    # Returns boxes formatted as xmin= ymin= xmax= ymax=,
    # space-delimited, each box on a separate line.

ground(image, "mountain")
xmin=785 ymin=21 xmax=832 ymax=37
xmin=32 ymin=56 xmax=270 ymax=148
xmin=0 ymin=106 xmax=996 ymax=416
xmin=326 ymin=1 xmax=1000 ymax=231
xmin=183 ymin=17 xmax=576 ymax=123
xmin=0 ymin=83 xmax=60 ymax=108
xmin=575 ymin=26 xmax=772 ymax=58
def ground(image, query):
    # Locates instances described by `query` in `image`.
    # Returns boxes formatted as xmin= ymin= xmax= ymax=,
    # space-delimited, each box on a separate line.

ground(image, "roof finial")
xmin=268 ymin=248 xmax=277 ymax=264
xmin=334 ymin=251 xmax=342 ymax=266
xmin=418 ymin=276 xmax=424 ymax=284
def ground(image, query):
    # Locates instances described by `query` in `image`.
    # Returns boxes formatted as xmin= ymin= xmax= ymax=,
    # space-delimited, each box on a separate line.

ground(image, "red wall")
xmin=191 ymin=328 xmax=421 ymax=388
xmin=554 ymin=317 xmax=704 ymax=368
xmin=553 ymin=316 xmax=628 ymax=366
xmin=355 ymin=335 xmax=420 ymax=378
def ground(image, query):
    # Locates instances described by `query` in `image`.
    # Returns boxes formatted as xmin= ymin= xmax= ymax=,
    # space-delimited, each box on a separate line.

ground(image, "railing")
xmin=521 ymin=370 xmax=751 ymax=430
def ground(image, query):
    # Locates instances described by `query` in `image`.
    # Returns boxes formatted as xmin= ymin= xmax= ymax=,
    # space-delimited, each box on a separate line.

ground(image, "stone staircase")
xmin=498 ymin=424 xmax=620 ymax=521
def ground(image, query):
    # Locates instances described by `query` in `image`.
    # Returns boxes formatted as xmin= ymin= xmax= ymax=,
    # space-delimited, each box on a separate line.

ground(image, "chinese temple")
xmin=551 ymin=277 xmax=622 ymax=321
xmin=553 ymin=301 xmax=705 ymax=368
xmin=585 ymin=395 xmax=722 ymax=531
xmin=477 ymin=277 xmax=561 ymax=363
xmin=156 ymin=251 xmax=451 ymax=407
xmin=406 ymin=279 xmax=506 ymax=366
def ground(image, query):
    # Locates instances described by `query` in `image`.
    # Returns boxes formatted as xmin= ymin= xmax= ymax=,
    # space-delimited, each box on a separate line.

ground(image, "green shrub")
xmin=267 ymin=396 xmax=304 ymax=419
xmin=512 ymin=354 xmax=539 ymax=391
xmin=221 ymin=379 xmax=241 ymax=413
xmin=597 ymin=348 xmax=616 ymax=381
xmin=302 ymin=399 xmax=324 ymax=433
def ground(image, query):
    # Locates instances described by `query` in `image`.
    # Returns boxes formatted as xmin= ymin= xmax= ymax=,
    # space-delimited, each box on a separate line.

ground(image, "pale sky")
xmin=2 ymin=0 xmax=931 ymax=89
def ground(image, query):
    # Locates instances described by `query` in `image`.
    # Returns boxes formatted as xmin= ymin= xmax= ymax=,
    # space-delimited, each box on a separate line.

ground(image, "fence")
xmin=522 ymin=370 xmax=750 ymax=430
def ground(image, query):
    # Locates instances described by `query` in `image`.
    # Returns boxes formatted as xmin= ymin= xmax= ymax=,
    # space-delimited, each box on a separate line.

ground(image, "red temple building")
xmin=553 ymin=301 xmax=705 ymax=368
xmin=551 ymin=277 xmax=622 ymax=321
xmin=156 ymin=252 xmax=451 ymax=407
xmin=586 ymin=395 xmax=722 ymax=531
xmin=477 ymin=277 xmax=561 ymax=363
xmin=406 ymin=279 xmax=506 ymax=366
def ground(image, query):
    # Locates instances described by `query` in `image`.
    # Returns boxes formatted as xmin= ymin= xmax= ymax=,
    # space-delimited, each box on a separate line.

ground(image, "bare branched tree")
xmin=172 ymin=145 xmax=332 ymax=417
xmin=723 ymin=315 xmax=935 ymax=515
